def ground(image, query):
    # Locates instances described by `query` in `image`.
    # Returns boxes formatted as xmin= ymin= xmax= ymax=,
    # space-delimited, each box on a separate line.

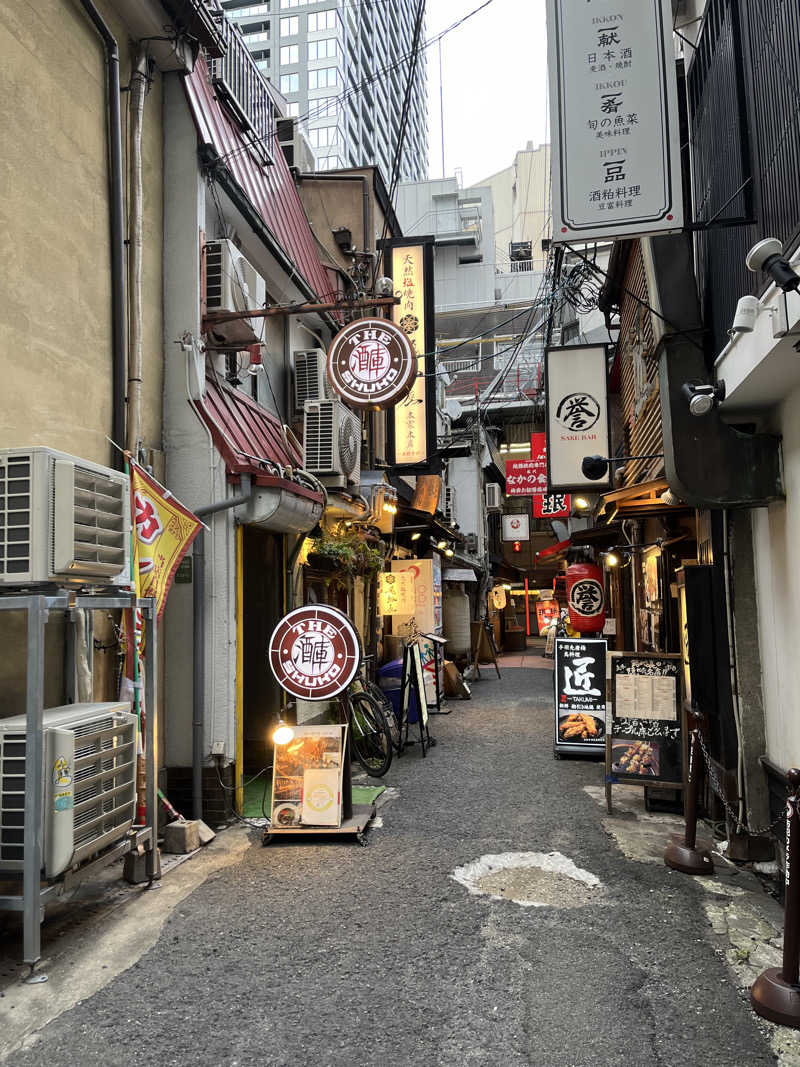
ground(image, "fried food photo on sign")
xmin=558 ymin=712 xmax=602 ymax=741
xmin=612 ymin=739 xmax=659 ymax=776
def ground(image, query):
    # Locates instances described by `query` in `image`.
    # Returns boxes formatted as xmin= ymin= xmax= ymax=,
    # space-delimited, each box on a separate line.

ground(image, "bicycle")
xmin=344 ymin=665 xmax=394 ymax=779
xmin=352 ymin=653 xmax=401 ymax=752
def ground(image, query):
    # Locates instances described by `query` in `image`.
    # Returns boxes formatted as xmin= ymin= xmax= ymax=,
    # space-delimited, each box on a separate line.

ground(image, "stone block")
xmin=163 ymin=819 xmax=201 ymax=854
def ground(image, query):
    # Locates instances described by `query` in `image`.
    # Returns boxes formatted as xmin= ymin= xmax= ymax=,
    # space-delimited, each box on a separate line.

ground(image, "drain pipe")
xmin=78 ymin=0 xmax=127 ymax=469
xmin=193 ymin=489 xmax=255 ymax=821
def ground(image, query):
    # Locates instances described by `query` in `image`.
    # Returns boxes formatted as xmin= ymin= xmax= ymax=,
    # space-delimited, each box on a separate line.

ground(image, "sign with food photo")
xmin=609 ymin=653 xmax=683 ymax=785
xmin=554 ymin=637 xmax=607 ymax=754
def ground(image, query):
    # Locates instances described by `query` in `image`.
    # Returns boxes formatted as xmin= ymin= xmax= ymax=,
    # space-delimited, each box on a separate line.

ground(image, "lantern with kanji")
xmin=565 ymin=563 xmax=605 ymax=634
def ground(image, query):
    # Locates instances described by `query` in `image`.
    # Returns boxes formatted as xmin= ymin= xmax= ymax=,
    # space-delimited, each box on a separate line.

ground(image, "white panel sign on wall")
xmin=546 ymin=345 xmax=611 ymax=492
xmin=546 ymin=0 xmax=683 ymax=243
xmin=502 ymin=514 xmax=531 ymax=542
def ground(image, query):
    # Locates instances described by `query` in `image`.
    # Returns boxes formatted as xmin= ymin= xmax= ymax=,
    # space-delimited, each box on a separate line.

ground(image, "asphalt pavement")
xmin=4 ymin=654 xmax=778 ymax=1066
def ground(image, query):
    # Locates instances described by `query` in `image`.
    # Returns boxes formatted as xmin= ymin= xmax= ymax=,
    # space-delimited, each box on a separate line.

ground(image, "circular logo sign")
xmin=268 ymin=605 xmax=361 ymax=701
xmin=327 ymin=318 xmax=417 ymax=411
xmin=568 ymin=579 xmax=604 ymax=618
xmin=555 ymin=392 xmax=601 ymax=432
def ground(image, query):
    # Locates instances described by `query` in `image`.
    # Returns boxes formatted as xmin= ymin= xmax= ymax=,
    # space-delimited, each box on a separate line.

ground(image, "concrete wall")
xmin=752 ymin=383 xmax=800 ymax=769
xmin=0 ymin=0 xmax=163 ymax=466
xmin=479 ymin=143 xmax=551 ymax=272
xmin=0 ymin=0 xmax=164 ymax=714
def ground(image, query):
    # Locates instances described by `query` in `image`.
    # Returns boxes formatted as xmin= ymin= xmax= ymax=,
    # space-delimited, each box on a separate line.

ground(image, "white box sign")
xmin=502 ymin=514 xmax=530 ymax=542
xmin=547 ymin=0 xmax=683 ymax=243
xmin=546 ymin=345 xmax=610 ymax=491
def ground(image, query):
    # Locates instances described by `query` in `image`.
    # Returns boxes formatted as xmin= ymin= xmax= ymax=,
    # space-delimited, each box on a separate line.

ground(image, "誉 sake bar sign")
xmin=546 ymin=345 xmax=610 ymax=492
xmin=546 ymin=0 xmax=683 ymax=242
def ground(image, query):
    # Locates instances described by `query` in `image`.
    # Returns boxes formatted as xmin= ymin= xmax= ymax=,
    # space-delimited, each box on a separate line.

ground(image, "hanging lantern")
xmin=566 ymin=562 xmax=605 ymax=634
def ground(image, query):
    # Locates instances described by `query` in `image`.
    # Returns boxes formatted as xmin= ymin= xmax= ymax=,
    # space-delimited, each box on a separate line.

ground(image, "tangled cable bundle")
xmin=563 ymin=261 xmax=603 ymax=315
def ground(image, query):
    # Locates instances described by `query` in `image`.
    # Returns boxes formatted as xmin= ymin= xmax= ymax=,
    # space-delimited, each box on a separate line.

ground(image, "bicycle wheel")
xmin=366 ymin=680 xmax=401 ymax=752
xmin=349 ymin=691 xmax=393 ymax=778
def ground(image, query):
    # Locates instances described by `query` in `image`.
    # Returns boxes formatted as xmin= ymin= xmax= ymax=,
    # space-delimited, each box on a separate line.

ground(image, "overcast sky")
xmin=424 ymin=0 xmax=550 ymax=186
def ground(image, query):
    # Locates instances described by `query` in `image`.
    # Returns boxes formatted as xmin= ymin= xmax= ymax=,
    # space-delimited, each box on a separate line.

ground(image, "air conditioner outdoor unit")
xmin=465 ymin=532 xmax=478 ymax=554
xmin=205 ymin=238 xmax=267 ymax=348
xmin=486 ymin=483 xmax=502 ymax=511
xmin=444 ymin=486 xmax=457 ymax=526
xmin=0 ymin=448 xmax=131 ymax=588
xmin=0 ymin=702 xmax=137 ymax=879
xmin=303 ymin=399 xmax=361 ymax=486
xmin=294 ymin=349 xmax=332 ymax=411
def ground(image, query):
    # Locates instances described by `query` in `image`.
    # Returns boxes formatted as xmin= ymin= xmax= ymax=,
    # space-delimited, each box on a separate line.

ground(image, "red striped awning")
xmin=197 ymin=377 xmax=323 ymax=504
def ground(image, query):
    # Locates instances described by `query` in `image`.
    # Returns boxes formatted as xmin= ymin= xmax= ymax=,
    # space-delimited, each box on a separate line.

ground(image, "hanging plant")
xmin=305 ymin=531 xmax=385 ymax=579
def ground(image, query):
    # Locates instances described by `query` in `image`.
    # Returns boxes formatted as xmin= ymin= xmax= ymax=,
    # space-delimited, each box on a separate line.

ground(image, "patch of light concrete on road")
xmin=451 ymin=851 xmax=601 ymax=907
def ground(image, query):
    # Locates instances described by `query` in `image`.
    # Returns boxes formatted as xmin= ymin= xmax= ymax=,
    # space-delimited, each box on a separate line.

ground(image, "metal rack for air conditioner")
xmin=0 ymin=591 xmax=159 ymax=980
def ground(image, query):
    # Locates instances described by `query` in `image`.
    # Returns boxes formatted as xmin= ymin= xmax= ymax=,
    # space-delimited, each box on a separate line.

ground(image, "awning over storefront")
xmin=443 ymin=568 xmax=478 ymax=583
xmin=197 ymin=377 xmax=324 ymax=507
xmin=535 ymin=538 xmax=571 ymax=562
xmin=597 ymin=479 xmax=691 ymax=523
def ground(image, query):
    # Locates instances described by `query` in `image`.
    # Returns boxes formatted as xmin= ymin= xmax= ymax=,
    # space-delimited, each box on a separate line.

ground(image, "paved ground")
xmin=1 ymin=651 xmax=783 ymax=1066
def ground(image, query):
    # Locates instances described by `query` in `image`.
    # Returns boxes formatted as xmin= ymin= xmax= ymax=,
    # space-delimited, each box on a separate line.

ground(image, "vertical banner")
xmin=546 ymin=0 xmax=683 ymax=243
xmin=545 ymin=345 xmax=611 ymax=491
xmin=387 ymin=239 xmax=436 ymax=469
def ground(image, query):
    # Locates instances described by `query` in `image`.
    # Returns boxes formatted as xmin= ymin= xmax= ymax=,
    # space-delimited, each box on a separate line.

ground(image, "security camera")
xmin=730 ymin=295 xmax=760 ymax=335
xmin=682 ymin=380 xmax=726 ymax=417
xmin=375 ymin=276 xmax=395 ymax=297
xmin=746 ymin=238 xmax=800 ymax=293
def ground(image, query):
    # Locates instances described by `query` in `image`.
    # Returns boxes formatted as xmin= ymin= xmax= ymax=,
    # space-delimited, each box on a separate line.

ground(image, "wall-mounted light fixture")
xmin=681 ymin=381 xmax=726 ymax=417
xmin=581 ymin=453 xmax=664 ymax=481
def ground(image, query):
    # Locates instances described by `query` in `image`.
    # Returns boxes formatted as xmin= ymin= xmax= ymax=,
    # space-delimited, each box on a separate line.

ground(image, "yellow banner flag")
xmin=130 ymin=462 xmax=202 ymax=621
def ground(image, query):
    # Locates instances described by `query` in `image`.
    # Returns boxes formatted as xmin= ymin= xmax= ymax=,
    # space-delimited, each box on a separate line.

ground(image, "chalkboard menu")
xmin=554 ymin=638 xmax=607 ymax=756
xmin=609 ymin=654 xmax=683 ymax=786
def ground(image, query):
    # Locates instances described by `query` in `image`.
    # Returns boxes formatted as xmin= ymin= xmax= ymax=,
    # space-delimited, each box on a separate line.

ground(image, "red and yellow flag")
xmin=130 ymin=461 xmax=202 ymax=621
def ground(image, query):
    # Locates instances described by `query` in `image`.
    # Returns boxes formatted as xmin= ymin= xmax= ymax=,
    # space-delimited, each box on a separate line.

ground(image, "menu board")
xmin=554 ymin=638 xmax=607 ymax=754
xmin=609 ymin=654 xmax=682 ymax=784
xmin=271 ymin=725 xmax=346 ymax=828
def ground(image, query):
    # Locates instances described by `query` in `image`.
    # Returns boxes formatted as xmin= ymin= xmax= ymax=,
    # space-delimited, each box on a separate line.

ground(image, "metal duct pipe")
xmin=192 ymin=490 xmax=254 ymax=821
xmin=78 ymin=0 xmax=127 ymax=469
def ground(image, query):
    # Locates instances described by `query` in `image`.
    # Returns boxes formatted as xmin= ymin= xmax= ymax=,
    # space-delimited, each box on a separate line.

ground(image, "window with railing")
xmin=211 ymin=15 xmax=276 ymax=166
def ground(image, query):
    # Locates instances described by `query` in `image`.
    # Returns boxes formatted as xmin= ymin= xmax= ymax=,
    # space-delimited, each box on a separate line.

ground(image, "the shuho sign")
xmin=546 ymin=345 xmax=610 ymax=491
xmin=546 ymin=0 xmax=683 ymax=243
xmin=268 ymin=605 xmax=360 ymax=701
xmin=327 ymin=318 xmax=416 ymax=411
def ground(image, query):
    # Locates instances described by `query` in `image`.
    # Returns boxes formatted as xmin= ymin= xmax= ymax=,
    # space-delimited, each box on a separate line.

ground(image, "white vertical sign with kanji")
xmin=547 ymin=0 xmax=683 ymax=243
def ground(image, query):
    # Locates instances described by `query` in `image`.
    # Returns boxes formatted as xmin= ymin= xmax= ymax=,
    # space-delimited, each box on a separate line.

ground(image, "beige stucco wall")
xmin=0 ymin=0 xmax=164 ymax=467
xmin=0 ymin=0 xmax=164 ymax=712
xmin=480 ymin=143 xmax=551 ymax=272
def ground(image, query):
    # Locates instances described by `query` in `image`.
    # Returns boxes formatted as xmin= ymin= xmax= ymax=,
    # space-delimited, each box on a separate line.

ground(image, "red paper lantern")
xmin=566 ymin=563 xmax=605 ymax=634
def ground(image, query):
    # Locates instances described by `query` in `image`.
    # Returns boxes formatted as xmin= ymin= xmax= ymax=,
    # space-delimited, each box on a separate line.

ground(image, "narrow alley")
xmin=2 ymin=651 xmax=782 ymax=1067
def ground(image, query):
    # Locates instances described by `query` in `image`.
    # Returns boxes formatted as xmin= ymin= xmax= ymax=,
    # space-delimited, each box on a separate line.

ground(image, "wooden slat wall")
xmin=617 ymin=243 xmax=665 ymax=487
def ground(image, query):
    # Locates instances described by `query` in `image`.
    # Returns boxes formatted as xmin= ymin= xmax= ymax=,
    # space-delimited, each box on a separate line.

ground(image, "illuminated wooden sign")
xmin=326 ymin=318 xmax=416 ymax=411
xmin=388 ymin=240 xmax=435 ymax=469
xmin=378 ymin=571 xmax=415 ymax=616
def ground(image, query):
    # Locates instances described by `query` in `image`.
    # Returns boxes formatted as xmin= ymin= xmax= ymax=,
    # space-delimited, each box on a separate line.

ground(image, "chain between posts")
xmin=695 ymin=730 xmax=786 ymax=838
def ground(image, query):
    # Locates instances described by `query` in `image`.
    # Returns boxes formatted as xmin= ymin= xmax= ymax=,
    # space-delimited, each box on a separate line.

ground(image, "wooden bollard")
xmin=751 ymin=768 xmax=800 ymax=1028
xmin=664 ymin=720 xmax=714 ymax=875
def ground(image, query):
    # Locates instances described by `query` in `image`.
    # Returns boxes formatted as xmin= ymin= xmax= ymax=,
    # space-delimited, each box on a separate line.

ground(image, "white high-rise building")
xmin=221 ymin=0 xmax=429 ymax=180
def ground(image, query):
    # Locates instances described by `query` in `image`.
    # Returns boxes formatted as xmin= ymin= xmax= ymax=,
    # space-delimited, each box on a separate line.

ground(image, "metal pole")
xmin=664 ymin=717 xmax=714 ymax=875
xmin=752 ymin=769 xmax=800 ymax=1027
xmin=143 ymin=599 xmax=160 ymax=881
xmin=525 ymin=578 xmax=531 ymax=637
xmin=23 ymin=597 xmax=47 ymax=976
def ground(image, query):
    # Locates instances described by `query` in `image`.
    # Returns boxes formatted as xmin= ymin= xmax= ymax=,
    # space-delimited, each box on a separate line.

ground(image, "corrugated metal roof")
xmin=197 ymin=377 xmax=323 ymax=504
xmin=183 ymin=58 xmax=334 ymax=303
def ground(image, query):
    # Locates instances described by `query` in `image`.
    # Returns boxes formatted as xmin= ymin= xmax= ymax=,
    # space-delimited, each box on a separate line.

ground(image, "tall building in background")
xmin=221 ymin=0 xmax=429 ymax=179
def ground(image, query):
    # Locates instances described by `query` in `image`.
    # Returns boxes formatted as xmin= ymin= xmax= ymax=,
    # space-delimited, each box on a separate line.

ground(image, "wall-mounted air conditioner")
xmin=205 ymin=238 xmax=267 ymax=348
xmin=293 ymin=349 xmax=332 ymax=412
xmin=444 ymin=487 xmax=457 ymax=526
xmin=0 ymin=703 xmax=137 ymax=878
xmin=0 ymin=448 xmax=131 ymax=588
xmin=303 ymin=399 xmax=361 ymax=486
xmin=486 ymin=483 xmax=502 ymax=511
xmin=465 ymin=532 xmax=479 ymax=554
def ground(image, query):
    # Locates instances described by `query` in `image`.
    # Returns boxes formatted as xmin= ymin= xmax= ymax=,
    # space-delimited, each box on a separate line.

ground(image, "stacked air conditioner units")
xmin=295 ymin=349 xmax=361 ymax=487
xmin=0 ymin=703 xmax=137 ymax=878
xmin=0 ymin=448 xmax=131 ymax=589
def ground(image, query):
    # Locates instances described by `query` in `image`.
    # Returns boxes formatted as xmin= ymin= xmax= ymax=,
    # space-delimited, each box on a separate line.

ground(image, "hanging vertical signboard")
xmin=546 ymin=345 xmax=611 ymax=491
xmin=546 ymin=0 xmax=683 ymax=243
xmin=387 ymin=239 xmax=436 ymax=470
xmin=554 ymin=637 xmax=607 ymax=756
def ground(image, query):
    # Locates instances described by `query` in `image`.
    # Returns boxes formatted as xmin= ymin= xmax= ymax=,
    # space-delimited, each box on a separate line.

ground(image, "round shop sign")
xmin=326 ymin=318 xmax=417 ymax=411
xmin=268 ymin=605 xmax=361 ymax=701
